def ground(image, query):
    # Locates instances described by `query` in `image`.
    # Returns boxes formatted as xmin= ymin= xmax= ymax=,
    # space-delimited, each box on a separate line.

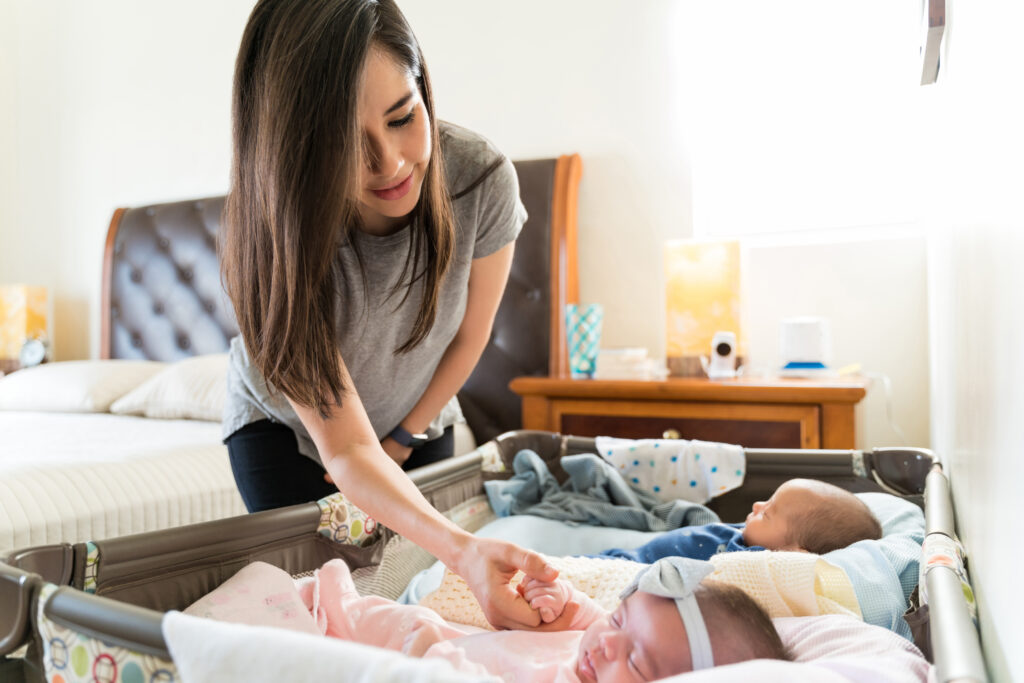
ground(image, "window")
xmin=673 ymin=1 xmax=924 ymax=238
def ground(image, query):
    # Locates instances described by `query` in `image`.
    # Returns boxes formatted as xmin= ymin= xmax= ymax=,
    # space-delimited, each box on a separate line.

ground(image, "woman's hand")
xmin=455 ymin=538 xmax=576 ymax=630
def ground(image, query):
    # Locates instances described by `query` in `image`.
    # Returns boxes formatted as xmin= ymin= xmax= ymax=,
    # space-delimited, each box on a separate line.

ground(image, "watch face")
xmin=19 ymin=338 xmax=46 ymax=367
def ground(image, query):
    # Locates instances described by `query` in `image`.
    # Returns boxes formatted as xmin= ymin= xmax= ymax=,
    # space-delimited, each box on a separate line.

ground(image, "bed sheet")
xmin=0 ymin=411 xmax=246 ymax=553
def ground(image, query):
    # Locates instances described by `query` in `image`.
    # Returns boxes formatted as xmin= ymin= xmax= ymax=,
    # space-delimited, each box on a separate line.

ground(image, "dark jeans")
xmin=225 ymin=420 xmax=454 ymax=513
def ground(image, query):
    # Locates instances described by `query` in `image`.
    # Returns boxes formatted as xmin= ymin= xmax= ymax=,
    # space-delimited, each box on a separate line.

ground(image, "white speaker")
xmin=780 ymin=317 xmax=831 ymax=375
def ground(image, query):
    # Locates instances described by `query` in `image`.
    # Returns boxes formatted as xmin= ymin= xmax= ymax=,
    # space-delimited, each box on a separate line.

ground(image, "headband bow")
xmin=619 ymin=557 xmax=716 ymax=671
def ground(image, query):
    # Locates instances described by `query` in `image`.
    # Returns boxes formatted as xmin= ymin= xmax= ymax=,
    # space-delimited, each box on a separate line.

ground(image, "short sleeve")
xmin=473 ymin=155 xmax=528 ymax=259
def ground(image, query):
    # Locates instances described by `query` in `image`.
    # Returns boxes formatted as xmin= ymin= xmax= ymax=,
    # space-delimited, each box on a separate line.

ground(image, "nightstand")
xmin=509 ymin=376 xmax=870 ymax=449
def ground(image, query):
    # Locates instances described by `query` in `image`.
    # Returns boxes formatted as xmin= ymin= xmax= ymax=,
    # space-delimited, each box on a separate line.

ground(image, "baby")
xmin=310 ymin=557 xmax=789 ymax=682
xmin=599 ymin=478 xmax=882 ymax=563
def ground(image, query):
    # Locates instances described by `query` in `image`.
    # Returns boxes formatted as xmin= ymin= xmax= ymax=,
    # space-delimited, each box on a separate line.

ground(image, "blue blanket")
xmin=826 ymin=492 xmax=926 ymax=640
xmin=484 ymin=449 xmax=720 ymax=531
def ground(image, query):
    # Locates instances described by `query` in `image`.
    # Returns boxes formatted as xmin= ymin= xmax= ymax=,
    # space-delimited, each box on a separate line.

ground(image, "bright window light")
xmin=673 ymin=1 xmax=925 ymax=238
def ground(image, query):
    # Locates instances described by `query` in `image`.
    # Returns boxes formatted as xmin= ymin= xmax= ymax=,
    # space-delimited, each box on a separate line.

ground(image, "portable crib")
xmin=0 ymin=431 xmax=987 ymax=683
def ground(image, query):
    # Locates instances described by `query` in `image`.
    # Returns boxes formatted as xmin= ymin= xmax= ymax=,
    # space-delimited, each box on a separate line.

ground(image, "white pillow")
xmin=110 ymin=354 xmax=228 ymax=421
xmin=659 ymin=615 xmax=930 ymax=682
xmin=0 ymin=360 xmax=166 ymax=412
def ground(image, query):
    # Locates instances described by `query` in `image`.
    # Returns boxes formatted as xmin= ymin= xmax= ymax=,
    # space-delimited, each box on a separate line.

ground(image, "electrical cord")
xmin=861 ymin=370 xmax=908 ymax=446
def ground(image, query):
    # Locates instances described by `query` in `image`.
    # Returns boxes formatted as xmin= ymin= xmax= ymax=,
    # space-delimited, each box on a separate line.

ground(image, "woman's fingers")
xmin=465 ymin=539 xmax=562 ymax=629
xmin=529 ymin=601 xmax=581 ymax=632
xmin=480 ymin=582 xmax=541 ymax=629
xmin=509 ymin=546 xmax=558 ymax=583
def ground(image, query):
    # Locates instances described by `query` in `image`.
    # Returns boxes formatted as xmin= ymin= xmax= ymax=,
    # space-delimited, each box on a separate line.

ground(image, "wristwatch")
xmin=388 ymin=424 xmax=429 ymax=448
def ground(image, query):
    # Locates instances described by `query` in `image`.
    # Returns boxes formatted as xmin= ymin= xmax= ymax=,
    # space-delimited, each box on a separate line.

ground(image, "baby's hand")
xmin=518 ymin=577 xmax=572 ymax=624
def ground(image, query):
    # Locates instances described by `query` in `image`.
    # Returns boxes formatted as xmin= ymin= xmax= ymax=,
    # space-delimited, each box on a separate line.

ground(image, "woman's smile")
xmin=370 ymin=170 xmax=414 ymax=200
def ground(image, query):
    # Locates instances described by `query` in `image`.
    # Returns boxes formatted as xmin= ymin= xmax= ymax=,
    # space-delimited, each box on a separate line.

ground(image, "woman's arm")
xmin=287 ymin=349 xmax=560 ymax=629
xmin=381 ymin=241 xmax=515 ymax=462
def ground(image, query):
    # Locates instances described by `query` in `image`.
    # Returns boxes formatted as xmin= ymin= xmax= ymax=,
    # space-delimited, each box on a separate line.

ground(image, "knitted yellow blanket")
xmin=419 ymin=551 xmax=861 ymax=631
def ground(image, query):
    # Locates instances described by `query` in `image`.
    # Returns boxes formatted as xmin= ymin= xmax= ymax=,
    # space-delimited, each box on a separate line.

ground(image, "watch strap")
xmin=388 ymin=424 xmax=429 ymax=448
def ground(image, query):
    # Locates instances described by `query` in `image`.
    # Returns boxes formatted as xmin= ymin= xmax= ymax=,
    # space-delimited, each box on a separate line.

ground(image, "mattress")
xmin=0 ymin=412 xmax=245 ymax=554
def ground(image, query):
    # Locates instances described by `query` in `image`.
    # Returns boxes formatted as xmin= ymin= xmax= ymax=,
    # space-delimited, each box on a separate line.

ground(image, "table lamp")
xmin=664 ymin=240 xmax=742 ymax=377
xmin=0 ymin=285 xmax=48 ymax=374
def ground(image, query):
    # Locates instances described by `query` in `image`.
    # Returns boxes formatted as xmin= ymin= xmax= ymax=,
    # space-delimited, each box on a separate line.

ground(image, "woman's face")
xmin=355 ymin=47 xmax=432 ymax=236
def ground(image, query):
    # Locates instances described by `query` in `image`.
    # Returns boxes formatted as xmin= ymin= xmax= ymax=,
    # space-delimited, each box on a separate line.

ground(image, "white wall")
xmin=924 ymin=1 xmax=1024 ymax=678
xmin=743 ymin=235 xmax=930 ymax=448
xmin=402 ymin=0 xmax=695 ymax=359
xmin=0 ymin=1 xmax=254 ymax=360
xmin=2 ymin=0 xmax=930 ymax=452
xmin=402 ymin=0 xmax=932 ymax=449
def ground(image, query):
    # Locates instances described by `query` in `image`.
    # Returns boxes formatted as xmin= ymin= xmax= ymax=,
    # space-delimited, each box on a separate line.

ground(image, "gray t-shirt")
xmin=222 ymin=122 xmax=527 ymax=464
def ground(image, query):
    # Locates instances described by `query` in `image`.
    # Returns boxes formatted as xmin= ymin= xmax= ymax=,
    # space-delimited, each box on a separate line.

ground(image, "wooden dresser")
xmin=509 ymin=376 xmax=870 ymax=449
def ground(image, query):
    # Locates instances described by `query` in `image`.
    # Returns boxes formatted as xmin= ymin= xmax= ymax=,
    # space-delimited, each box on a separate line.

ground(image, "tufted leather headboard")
xmin=101 ymin=155 xmax=581 ymax=442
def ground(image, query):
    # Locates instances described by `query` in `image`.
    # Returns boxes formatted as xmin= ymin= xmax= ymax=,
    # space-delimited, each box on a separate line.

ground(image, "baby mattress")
xmin=0 ymin=430 xmax=985 ymax=682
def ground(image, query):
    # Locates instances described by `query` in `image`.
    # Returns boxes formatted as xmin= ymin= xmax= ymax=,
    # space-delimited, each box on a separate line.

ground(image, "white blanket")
xmin=162 ymin=610 xmax=497 ymax=683
xmin=595 ymin=436 xmax=745 ymax=503
xmin=0 ymin=412 xmax=245 ymax=553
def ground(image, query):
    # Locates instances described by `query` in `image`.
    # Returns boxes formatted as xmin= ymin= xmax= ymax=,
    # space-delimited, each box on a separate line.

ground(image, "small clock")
xmin=19 ymin=338 xmax=47 ymax=368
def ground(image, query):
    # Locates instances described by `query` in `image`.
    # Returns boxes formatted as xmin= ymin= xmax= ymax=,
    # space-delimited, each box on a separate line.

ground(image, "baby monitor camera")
xmin=701 ymin=331 xmax=738 ymax=380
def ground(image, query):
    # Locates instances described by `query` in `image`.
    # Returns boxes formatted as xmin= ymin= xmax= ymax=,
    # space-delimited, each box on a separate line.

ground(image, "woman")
xmin=220 ymin=0 xmax=558 ymax=630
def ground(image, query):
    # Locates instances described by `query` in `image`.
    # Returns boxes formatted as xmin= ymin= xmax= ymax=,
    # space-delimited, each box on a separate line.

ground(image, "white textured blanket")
xmin=0 ymin=412 xmax=245 ymax=553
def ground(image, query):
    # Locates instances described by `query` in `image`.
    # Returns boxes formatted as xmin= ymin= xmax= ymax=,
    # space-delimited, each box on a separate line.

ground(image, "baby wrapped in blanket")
xmin=598 ymin=479 xmax=883 ymax=562
xmin=301 ymin=557 xmax=787 ymax=681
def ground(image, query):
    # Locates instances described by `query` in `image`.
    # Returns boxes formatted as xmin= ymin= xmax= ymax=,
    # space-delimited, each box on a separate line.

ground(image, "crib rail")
xmin=924 ymin=465 xmax=988 ymax=683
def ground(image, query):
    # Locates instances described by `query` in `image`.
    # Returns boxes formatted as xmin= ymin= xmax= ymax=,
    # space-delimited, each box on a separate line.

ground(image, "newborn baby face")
xmin=576 ymin=592 xmax=690 ymax=682
xmin=742 ymin=479 xmax=820 ymax=550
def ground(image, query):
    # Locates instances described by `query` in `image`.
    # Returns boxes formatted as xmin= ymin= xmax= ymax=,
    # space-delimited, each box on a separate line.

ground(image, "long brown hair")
xmin=222 ymin=0 xmax=455 ymax=417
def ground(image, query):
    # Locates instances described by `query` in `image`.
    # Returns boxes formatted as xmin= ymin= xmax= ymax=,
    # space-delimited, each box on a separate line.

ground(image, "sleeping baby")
xmin=303 ymin=556 xmax=789 ymax=682
xmin=597 ymin=478 xmax=883 ymax=563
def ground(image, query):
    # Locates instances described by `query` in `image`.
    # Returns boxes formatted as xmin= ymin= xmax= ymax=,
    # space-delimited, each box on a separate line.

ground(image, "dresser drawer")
xmin=512 ymin=376 xmax=867 ymax=449
xmin=549 ymin=400 xmax=820 ymax=449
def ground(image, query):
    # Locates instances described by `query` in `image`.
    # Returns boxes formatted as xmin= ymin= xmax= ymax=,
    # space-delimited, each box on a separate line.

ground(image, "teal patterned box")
xmin=565 ymin=303 xmax=603 ymax=379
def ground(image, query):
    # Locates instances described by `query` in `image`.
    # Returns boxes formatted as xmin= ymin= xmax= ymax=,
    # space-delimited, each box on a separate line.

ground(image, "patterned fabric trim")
xmin=82 ymin=542 xmax=99 ymax=594
xmin=315 ymin=492 xmax=379 ymax=546
xmin=445 ymin=494 xmax=496 ymax=533
xmin=851 ymin=450 xmax=868 ymax=478
xmin=919 ymin=532 xmax=977 ymax=621
xmin=37 ymin=583 xmax=179 ymax=683
xmin=478 ymin=440 xmax=506 ymax=473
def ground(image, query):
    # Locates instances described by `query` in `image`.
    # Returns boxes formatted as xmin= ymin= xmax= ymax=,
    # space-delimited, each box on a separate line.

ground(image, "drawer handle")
xmin=662 ymin=429 xmax=681 ymax=440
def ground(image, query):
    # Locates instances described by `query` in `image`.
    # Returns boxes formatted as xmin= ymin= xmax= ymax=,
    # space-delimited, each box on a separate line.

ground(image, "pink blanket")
xmin=184 ymin=560 xmax=931 ymax=683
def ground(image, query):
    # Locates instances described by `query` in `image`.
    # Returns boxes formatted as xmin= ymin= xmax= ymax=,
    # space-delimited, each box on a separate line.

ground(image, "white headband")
xmin=618 ymin=557 xmax=715 ymax=671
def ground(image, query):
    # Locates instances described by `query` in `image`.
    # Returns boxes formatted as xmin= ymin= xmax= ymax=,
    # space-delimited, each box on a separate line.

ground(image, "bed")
xmin=0 ymin=153 xmax=582 ymax=557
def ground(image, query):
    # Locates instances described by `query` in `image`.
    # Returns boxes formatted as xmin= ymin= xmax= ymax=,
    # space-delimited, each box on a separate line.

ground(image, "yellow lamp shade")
xmin=664 ymin=240 xmax=741 ymax=376
xmin=0 ymin=285 xmax=48 ymax=360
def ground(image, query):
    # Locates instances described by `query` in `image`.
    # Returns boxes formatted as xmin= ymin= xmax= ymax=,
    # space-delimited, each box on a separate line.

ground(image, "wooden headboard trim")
xmin=550 ymin=153 xmax=582 ymax=378
xmin=100 ymin=208 xmax=127 ymax=360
